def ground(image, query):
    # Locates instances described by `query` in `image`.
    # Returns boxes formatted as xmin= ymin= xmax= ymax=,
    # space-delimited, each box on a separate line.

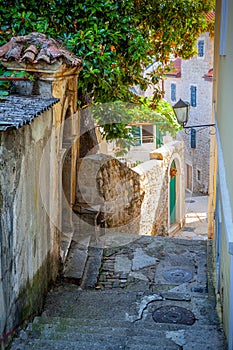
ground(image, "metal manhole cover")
xmin=152 ymin=305 xmax=195 ymax=325
xmin=163 ymin=268 xmax=193 ymax=283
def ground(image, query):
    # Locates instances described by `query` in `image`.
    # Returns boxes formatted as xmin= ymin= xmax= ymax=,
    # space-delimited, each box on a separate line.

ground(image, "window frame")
xmin=190 ymin=85 xmax=197 ymax=107
xmin=171 ymin=82 xmax=176 ymax=102
xmin=197 ymin=39 xmax=205 ymax=58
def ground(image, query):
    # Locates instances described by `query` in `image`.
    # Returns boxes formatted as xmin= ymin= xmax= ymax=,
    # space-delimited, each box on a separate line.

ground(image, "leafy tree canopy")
xmin=0 ymin=0 xmax=215 ymax=138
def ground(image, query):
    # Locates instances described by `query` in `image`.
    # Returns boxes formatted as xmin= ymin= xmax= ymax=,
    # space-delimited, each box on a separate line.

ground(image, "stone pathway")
xmin=10 ymin=235 xmax=227 ymax=350
xmin=97 ymin=236 xmax=207 ymax=292
xmin=171 ymin=193 xmax=209 ymax=240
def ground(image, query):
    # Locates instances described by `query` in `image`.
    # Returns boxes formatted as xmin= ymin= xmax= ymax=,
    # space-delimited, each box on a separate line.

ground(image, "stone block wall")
xmin=0 ymin=109 xmax=59 ymax=343
xmin=134 ymin=141 xmax=184 ymax=236
xmin=76 ymin=154 xmax=144 ymax=234
xmin=75 ymin=141 xmax=184 ymax=236
xmin=163 ymin=32 xmax=214 ymax=194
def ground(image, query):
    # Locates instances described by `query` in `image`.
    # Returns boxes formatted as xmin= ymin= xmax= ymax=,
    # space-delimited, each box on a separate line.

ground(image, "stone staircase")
xmin=10 ymin=235 xmax=227 ymax=350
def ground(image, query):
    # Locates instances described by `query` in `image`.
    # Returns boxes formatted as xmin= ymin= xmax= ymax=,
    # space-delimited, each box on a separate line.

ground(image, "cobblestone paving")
xmin=97 ymin=236 xmax=207 ymax=294
xmin=10 ymin=235 xmax=227 ymax=350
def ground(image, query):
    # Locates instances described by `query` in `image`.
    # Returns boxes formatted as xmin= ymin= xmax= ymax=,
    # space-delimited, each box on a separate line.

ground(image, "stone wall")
xmin=0 ymin=32 xmax=82 ymax=345
xmin=75 ymin=141 xmax=184 ymax=237
xmin=0 ymin=109 xmax=59 ymax=343
xmin=76 ymin=154 xmax=144 ymax=234
xmin=163 ymin=32 xmax=214 ymax=194
xmin=134 ymin=141 xmax=185 ymax=235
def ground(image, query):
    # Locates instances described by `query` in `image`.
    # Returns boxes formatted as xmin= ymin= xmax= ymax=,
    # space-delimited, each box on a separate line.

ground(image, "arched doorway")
xmin=170 ymin=160 xmax=177 ymax=225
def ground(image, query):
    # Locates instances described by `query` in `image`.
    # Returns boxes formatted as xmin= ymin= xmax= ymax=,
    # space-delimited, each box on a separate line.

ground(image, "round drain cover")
xmin=152 ymin=305 xmax=195 ymax=325
xmin=163 ymin=268 xmax=193 ymax=283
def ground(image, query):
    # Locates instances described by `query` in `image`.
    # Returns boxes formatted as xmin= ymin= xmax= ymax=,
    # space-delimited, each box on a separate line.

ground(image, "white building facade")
xmin=163 ymin=32 xmax=214 ymax=194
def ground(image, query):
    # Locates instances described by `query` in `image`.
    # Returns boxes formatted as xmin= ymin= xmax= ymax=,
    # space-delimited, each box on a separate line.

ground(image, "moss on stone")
xmin=17 ymin=253 xmax=58 ymax=323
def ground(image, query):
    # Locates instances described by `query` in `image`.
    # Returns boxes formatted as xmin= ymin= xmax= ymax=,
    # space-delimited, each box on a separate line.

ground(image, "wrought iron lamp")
xmin=172 ymin=98 xmax=190 ymax=127
xmin=172 ymin=98 xmax=215 ymax=148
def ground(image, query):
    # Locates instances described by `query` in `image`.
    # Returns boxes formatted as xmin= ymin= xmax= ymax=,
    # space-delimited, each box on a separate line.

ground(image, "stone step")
xmin=63 ymin=236 xmax=91 ymax=283
xmin=27 ymin=322 xmax=226 ymax=347
xmin=11 ymin=329 xmax=226 ymax=350
xmin=80 ymin=246 xmax=103 ymax=289
xmin=32 ymin=315 xmax=224 ymax=330
xmin=62 ymin=232 xmax=103 ymax=288
xmin=32 ymin=315 xmax=224 ymax=331
xmin=21 ymin=329 xmax=180 ymax=347
xmin=183 ymin=344 xmax=227 ymax=350
xmin=42 ymin=288 xmax=220 ymax=327
xmin=10 ymin=236 xmax=227 ymax=350
xmin=11 ymin=338 xmax=181 ymax=350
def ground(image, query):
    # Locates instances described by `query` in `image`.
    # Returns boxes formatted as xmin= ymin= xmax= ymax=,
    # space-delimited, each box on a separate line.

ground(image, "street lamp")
xmin=172 ymin=98 xmax=215 ymax=149
xmin=172 ymin=98 xmax=190 ymax=127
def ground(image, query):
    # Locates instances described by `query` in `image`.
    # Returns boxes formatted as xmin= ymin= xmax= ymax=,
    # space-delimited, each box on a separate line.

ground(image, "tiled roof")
xmin=206 ymin=11 xmax=215 ymax=21
xmin=0 ymin=32 xmax=81 ymax=67
xmin=0 ymin=95 xmax=59 ymax=131
xmin=203 ymin=68 xmax=213 ymax=80
xmin=165 ymin=58 xmax=181 ymax=78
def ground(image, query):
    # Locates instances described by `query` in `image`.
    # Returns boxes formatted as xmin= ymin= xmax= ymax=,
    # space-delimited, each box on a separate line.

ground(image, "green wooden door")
xmin=170 ymin=161 xmax=176 ymax=224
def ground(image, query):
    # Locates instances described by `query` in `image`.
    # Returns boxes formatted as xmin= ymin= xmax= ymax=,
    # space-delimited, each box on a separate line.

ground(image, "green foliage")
xmin=0 ymin=0 xmax=215 ymax=134
xmin=131 ymin=98 xmax=181 ymax=136
xmin=91 ymin=98 xmax=180 ymax=143
xmin=0 ymin=62 xmax=34 ymax=98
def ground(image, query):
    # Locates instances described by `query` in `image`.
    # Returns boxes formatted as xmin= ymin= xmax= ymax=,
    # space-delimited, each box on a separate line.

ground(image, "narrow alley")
xmin=10 ymin=195 xmax=227 ymax=350
xmin=172 ymin=192 xmax=209 ymax=240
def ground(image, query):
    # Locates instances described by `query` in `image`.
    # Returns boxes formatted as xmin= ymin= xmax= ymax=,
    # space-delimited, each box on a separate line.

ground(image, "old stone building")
xmin=163 ymin=32 xmax=214 ymax=194
xmin=0 ymin=33 xmax=81 ymax=344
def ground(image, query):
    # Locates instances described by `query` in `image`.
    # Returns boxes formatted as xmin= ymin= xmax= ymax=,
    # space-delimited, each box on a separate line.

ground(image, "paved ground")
xmin=171 ymin=193 xmax=208 ymax=240
xmin=11 ymin=235 xmax=227 ymax=350
xmin=10 ymin=192 xmax=228 ymax=350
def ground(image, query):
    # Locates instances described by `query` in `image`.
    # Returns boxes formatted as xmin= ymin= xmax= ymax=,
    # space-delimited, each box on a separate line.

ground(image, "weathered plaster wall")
xmin=3 ymin=60 xmax=81 ymax=252
xmin=0 ymin=109 xmax=59 ymax=342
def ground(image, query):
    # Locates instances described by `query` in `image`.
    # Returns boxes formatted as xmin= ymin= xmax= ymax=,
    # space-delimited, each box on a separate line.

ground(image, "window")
xmin=197 ymin=40 xmax=204 ymax=57
xmin=141 ymin=125 xmax=154 ymax=143
xmin=197 ymin=170 xmax=201 ymax=182
xmin=190 ymin=85 xmax=197 ymax=107
xmin=131 ymin=126 xmax=141 ymax=146
xmin=131 ymin=125 xmax=154 ymax=145
xmin=171 ymin=83 xmax=176 ymax=102
xmin=156 ymin=128 xmax=165 ymax=148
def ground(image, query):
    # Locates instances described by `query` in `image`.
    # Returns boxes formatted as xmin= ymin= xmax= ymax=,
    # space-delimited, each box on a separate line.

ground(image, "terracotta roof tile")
xmin=165 ymin=58 xmax=181 ymax=78
xmin=35 ymin=48 xmax=51 ymax=64
xmin=203 ymin=68 xmax=213 ymax=80
xmin=0 ymin=32 xmax=81 ymax=67
xmin=21 ymin=46 xmax=37 ymax=63
xmin=0 ymin=41 xmax=12 ymax=57
xmin=206 ymin=11 xmax=215 ymax=21
xmin=25 ymin=44 xmax=38 ymax=55
xmin=5 ymin=44 xmax=23 ymax=61
xmin=21 ymin=51 xmax=36 ymax=63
